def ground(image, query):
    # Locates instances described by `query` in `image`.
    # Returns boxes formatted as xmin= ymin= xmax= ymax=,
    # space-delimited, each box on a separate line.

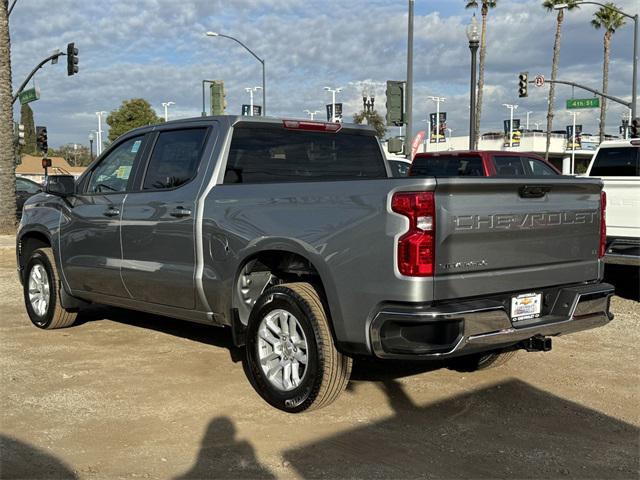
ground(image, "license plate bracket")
xmin=511 ymin=292 xmax=542 ymax=322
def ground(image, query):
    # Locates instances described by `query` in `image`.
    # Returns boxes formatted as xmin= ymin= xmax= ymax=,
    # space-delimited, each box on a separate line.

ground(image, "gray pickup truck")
xmin=17 ymin=116 xmax=614 ymax=412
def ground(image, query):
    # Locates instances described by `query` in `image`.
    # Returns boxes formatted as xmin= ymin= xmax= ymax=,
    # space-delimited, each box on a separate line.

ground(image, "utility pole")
xmin=405 ymin=0 xmax=415 ymax=157
xmin=503 ymin=104 xmax=518 ymax=149
xmin=428 ymin=96 xmax=446 ymax=153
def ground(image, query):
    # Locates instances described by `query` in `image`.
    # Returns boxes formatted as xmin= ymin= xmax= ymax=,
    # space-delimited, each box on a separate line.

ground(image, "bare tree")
xmin=0 ymin=0 xmax=17 ymax=234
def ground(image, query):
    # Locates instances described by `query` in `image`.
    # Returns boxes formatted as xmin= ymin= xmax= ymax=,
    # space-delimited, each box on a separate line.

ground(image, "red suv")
xmin=410 ymin=151 xmax=560 ymax=177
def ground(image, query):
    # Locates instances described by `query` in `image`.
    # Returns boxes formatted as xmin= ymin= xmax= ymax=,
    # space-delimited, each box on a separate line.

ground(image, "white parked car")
xmin=586 ymin=139 xmax=640 ymax=266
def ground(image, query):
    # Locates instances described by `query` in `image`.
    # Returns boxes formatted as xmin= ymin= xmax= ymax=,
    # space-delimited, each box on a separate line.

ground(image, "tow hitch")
xmin=521 ymin=336 xmax=552 ymax=352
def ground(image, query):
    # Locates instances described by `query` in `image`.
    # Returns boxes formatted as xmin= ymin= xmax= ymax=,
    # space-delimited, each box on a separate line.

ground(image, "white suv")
xmin=586 ymin=139 xmax=640 ymax=266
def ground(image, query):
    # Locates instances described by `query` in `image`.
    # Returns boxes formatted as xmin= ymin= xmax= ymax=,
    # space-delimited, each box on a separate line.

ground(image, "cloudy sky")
xmin=8 ymin=0 xmax=639 ymax=147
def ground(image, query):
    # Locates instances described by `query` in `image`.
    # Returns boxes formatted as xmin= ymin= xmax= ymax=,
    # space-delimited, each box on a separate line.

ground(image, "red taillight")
xmin=391 ymin=192 xmax=435 ymax=276
xmin=282 ymin=120 xmax=342 ymax=133
xmin=599 ymin=191 xmax=607 ymax=258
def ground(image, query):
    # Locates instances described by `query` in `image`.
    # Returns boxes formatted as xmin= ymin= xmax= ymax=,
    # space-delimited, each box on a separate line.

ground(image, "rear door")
xmin=120 ymin=127 xmax=211 ymax=309
xmin=433 ymin=178 xmax=602 ymax=300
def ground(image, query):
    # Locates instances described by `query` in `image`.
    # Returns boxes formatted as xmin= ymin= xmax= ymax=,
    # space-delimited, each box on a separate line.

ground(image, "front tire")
xmin=245 ymin=282 xmax=352 ymax=413
xmin=23 ymin=248 xmax=77 ymax=329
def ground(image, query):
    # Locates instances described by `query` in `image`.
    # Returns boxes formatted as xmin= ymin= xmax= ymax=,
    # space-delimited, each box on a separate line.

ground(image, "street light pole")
xmin=406 ymin=0 xmax=415 ymax=156
xmin=466 ymin=15 xmax=480 ymax=151
xmin=245 ymin=87 xmax=262 ymax=116
xmin=526 ymin=111 xmax=533 ymax=130
xmin=568 ymin=111 xmax=579 ymax=174
xmin=427 ymin=96 xmax=446 ymax=153
xmin=304 ymin=110 xmax=321 ymax=120
xmin=162 ymin=101 xmax=175 ymax=122
xmin=95 ymin=111 xmax=106 ymax=156
xmin=502 ymin=104 xmax=518 ymax=149
xmin=206 ymin=32 xmax=266 ymax=115
xmin=324 ymin=86 xmax=342 ymax=122
xmin=554 ymin=1 xmax=637 ymax=118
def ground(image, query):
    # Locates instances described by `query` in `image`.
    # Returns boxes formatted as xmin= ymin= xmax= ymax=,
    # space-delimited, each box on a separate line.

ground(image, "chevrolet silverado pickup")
xmin=586 ymin=139 xmax=640 ymax=266
xmin=17 ymin=116 xmax=614 ymax=413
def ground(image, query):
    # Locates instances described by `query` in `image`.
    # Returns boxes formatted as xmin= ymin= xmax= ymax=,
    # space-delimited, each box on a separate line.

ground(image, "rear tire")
xmin=450 ymin=349 xmax=517 ymax=372
xmin=245 ymin=282 xmax=352 ymax=413
xmin=23 ymin=248 xmax=77 ymax=329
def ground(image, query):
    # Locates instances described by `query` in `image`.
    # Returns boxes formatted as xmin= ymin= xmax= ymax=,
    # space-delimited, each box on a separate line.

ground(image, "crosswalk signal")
xmin=67 ymin=42 xmax=79 ymax=76
xmin=36 ymin=126 xmax=48 ymax=153
xmin=631 ymin=117 xmax=640 ymax=138
xmin=518 ymin=72 xmax=528 ymax=98
xmin=385 ymin=80 xmax=405 ymax=127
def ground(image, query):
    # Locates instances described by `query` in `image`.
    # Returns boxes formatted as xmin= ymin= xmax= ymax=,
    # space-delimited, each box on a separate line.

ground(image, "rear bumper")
xmin=369 ymin=282 xmax=614 ymax=360
xmin=605 ymin=237 xmax=640 ymax=266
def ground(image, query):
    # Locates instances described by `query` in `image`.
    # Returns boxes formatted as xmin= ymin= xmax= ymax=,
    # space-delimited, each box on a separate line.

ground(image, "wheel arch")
xmin=17 ymin=229 xmax=53 ymax=284
xmin=231 ymin=244 xmax=343 ymax=347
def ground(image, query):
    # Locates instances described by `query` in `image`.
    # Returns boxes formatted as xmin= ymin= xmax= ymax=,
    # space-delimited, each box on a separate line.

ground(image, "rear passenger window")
xmin=410 ymin=155 xmax=483 ymax=176
xmin=589 ymin=147 xmax=639 ymax=176
xmin=494 ymin=156 xmax=526 ymax=176
xmin=225 ymin=125 xmax=386 ymax=184
xmin=143 ymin=129 xmax=207 ymax=190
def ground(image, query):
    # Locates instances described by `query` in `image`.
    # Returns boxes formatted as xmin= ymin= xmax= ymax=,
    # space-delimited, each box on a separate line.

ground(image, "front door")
xmin=60 ymin=135 xmax=146 ymax=297
xmin=121 ymin=127 xmax=210 ymax=309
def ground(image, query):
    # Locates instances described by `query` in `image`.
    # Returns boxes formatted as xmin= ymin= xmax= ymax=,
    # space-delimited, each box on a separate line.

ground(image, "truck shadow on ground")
xmin=0 ymin=435 xmax=77 ymax=479
xmin=75 ymin=305 xmax=244 ymax=362
xmin=284 ymin=378 xmax=639 ymax=479
xmin=604 ymin=265 xmax=640 ymax=301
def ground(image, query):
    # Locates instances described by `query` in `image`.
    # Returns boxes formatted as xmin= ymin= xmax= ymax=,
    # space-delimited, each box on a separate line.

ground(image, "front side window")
xmin=589 ymin=147 xmax=639 ymax=177
xmin=87 ymin=136 xmax=143 ymax=193
xmin=225 ymin=126 xmax=386 ymax=184
xmin=493 ymin=156 xmax=527 ymax=176
xmin=143 ymin=129 xmax=208 ymax=190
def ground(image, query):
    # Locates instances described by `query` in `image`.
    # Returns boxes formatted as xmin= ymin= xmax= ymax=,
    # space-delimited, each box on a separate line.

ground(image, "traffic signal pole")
xmin=12 ymin=51 xmax=64 ymax=105
xmin=534 ymin=78 xmax=632 ymax=110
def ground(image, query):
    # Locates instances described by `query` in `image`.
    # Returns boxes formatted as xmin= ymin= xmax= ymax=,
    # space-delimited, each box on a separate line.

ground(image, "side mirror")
xmin=45 ymin=175 xmax=76 ymax=197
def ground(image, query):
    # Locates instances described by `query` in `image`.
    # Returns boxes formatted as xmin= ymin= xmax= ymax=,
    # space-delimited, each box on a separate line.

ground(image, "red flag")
xmin=410 ymin=131 xmax=426 ymax=161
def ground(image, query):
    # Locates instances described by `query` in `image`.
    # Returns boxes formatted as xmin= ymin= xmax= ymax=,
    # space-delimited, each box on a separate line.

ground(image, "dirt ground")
xmin=0 ymin=241 xmax=638 ymax=480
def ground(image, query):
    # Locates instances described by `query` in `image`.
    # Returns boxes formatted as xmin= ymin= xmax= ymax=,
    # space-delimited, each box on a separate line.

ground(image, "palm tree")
xmin=592 ymin=3 xmax=626 ymax=142
xmin=465 ymin=0 xmax=497 ymax=146
xmin=0 ymin=0 xmax=17 ymax=233
xmin=542 ymin=0 xmax=579 ymax=160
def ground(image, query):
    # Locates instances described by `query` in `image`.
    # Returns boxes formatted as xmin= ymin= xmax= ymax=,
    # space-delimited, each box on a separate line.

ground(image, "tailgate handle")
xmin=519 ymin=185 xmax=551 ymax=199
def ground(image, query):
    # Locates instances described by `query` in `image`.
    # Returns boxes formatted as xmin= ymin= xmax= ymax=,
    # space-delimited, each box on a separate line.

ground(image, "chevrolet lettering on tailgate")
xmin=454 ymin=210 xmax=598 ymax=231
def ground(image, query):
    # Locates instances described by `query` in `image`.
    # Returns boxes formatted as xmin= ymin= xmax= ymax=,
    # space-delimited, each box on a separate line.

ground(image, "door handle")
xmin=170 ymin=207 xmax=192 ymax=218
xmin=519 ymin=185 xmax=551 ymax=199
xmin=103 ymin=207 xmax=120 ymax=217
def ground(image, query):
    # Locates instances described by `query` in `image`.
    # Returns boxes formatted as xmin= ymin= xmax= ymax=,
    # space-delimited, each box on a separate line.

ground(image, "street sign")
xmin=566 ymin=98 xmax=600 ymax=109
xmin=18 ymin=87 xmax=40 ymax=105
xmin=534 ymin=75 xmax=545 ymax=87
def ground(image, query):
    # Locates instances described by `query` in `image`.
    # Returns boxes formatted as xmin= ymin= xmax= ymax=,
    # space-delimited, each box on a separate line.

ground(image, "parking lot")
xmin=0 ymin=239 xmax=638 ymax=479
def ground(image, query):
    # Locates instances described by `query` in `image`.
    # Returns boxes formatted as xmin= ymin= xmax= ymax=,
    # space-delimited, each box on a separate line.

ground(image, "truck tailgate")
xmin=433 ymin=177 xmax=603 ymax=300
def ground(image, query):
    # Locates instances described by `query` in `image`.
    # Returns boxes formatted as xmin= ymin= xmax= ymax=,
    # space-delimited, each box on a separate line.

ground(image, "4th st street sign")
xmin=567 ymin=98 xmax=600 ymax=109
xmin=18 ymin=87 xmax=40 ymax=105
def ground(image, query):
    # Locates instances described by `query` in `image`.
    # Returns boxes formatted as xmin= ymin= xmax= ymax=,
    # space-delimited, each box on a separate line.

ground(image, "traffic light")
xmin=17 ymin=124 xmax=25 ymax=146
xmin=385 ymin=80 xmax=405 ymax=127
xmin=518 ymin=72 xmax=528 ymax=98
xmin=210 ymin=80 xmax=226 ymax=115
xmin=388 ymin=137 xmax=404 ymax=154
xmin=631 ymin=117 xmax=640 ymax=138
xmin=67 ymin=42 xmax=78 ymax=76
xmin=36 ymin=126 xmax=48 ymax=153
